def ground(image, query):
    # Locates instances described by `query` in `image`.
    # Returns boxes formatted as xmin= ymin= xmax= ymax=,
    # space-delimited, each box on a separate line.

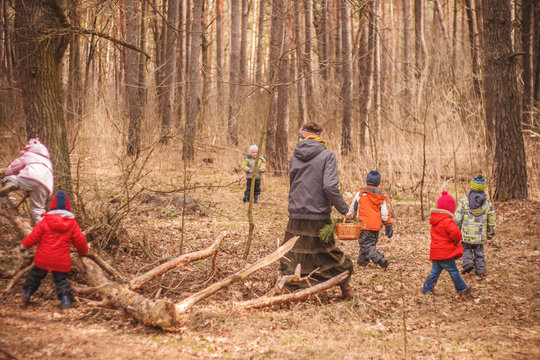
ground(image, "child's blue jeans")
xmin=422 ymin=258 xmax=468 ymax=293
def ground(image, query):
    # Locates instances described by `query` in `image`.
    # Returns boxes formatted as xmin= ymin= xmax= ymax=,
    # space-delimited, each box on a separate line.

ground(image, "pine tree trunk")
xmin=266 ymin=0 xmax=286 ymax=170
xmin=160 ymin=0 xmax=178 ymax=141
xmin=216 ymin=0 xmax=225 ymax=116
xmin=294 ymin=0 xmax=307 ymax=127
xmin=465 ymin=0 xmax=482 ymax=99
xmin=372 ymin=0 xmax=380 ymax=139
xmin=14 ymin=0 xmax=72 ymax=193
xmin=227 ymin=0 xmax=240 ymax=145
xmin=402 ymin=0 xmax=410 ymax=103
xmin=340 ymin=0 xmax=352 ymax=155
xmin=358 ymin=20 xmax=370 ymax=150
xmin=240 ymin=0 xmax=249 ymax=84
xmin=481 ymin=0 xmax=528 ymax=200
xmin=303 ymin=0 xmax=315 ymax=122
xmin=521 ymin=0 xmax=533 ymax=127
xmin=183 ymin=0 xmax=203 ymax=161
xmin=126 ymin=0 xmax=142 ymax=155
xmin=255 ymin=0 xmax=265 ymax=84
xmin=414 ymin=0 xmax=424 ymax=78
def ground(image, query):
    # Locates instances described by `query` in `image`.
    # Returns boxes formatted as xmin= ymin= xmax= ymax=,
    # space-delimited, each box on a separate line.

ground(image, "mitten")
xmin=19 ymin=245 xmax=26 ymax=253
xmin=385 ymin=224 xmax=393 ymax=238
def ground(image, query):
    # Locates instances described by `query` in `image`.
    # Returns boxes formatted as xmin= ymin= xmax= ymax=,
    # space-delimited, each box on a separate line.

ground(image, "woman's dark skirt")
xmin=279 ymin=219 xmax=353 ymax=290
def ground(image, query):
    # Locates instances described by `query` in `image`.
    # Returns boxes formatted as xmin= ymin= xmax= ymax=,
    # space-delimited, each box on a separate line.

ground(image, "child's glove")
xmin=385 ymin=225 xmax=393 ymax=238
xmin=19 ymin=245 xmax=27 ymax=253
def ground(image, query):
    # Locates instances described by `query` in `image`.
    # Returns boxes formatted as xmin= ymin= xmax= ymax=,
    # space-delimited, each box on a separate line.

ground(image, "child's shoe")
xmin=60 ymin=295 xmax=72 ymax=309
xmin=21 ymin=288 xmax=32 ymax=304
xmin=458 ymin=286 xmax=472 ymax=296
xmin=243 ymin=197 xmax=248 ymax=203
xmin=461 ymin=264 xmax=474 ymax=274
xmin=0 ymin=181 xmax=17 ymax=197
xmin=340 ymin=284 xmax=355 ymax=301
xmin=254 ymin=195 xmax=259 ymax=204
xmin=378 ymin=258 xmax=388 ymax=269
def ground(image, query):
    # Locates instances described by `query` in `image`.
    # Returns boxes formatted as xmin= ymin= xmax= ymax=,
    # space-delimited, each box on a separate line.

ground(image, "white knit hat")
xmin=248 ymin=144 xmax=258 ymax=153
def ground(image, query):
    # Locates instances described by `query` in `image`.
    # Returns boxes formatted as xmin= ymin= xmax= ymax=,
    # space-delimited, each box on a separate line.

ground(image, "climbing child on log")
xmin=0 ymin=138 xmax=54 ymax=225
xmin=346 ymin=170 xmax=393 ymax=269
xmin=19 ymin=191 xmax=88 ymax=309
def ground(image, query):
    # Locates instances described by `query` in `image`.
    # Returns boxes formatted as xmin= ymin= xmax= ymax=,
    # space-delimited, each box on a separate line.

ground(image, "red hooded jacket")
xmin=22 ymin=195 xmax=88 ymax=273
xmin=429 ymin=209 xmax=463 ymax=260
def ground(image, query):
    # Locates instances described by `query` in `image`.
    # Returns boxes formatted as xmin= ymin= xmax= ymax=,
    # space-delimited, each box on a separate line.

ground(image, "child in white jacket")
xmin=0 ymin=138 xmax=54 ymax=224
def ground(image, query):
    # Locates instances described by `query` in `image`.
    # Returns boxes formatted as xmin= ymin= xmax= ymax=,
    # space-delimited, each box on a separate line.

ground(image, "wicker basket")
xmin=335 ymin=218 xmax=363 ymax=241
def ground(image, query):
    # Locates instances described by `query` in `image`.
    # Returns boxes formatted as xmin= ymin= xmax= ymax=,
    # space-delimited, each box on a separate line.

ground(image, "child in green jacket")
xmin=241 ymin=145 xmax=265 ymax=203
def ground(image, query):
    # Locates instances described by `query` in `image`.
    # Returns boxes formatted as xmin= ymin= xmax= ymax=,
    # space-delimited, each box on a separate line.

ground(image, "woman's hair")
xmin=301 ymin=122 xmax=323 ymax=133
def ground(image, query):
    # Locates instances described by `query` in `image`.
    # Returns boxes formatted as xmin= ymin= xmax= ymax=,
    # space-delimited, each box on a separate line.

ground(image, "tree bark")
xmin=216 ymin=0 xmax=225 ymax=116
xmin=129 ymin=232 xmax=226 ymax=290
xmin=183 ymin=0 xmax=204 ymax=161
xmin=227 ymin=0 xmax=241 ymax=145
xmin=240 ymin=0 xmax=249 ymax=84
xmin=340 ymin=0 xmax=353 ymax=155
xmin=255 ymin=0 xmax=265 ymax=84
xmin=402 ymin=0 xmax=411 ymax=104
xmin=481 ymin=0 xmax=528 ymax=200
xmin=160 ymin=0 xmax=179 ymax=141
xmin=266 ymin=0 xmax=286 ymax=170
xmin=72 ymin=255 xmax=177 ymax=329
xmin=414 ymin=0 xmax=424 ymax=78
xmin=294 ymin=0 xmax=307 ymax=127
xmin=236 ymin=271 xmax=348 ymax=309
xmin=465 ymin=0 xmax=482 ymax=99
xmin=358 ymin=20 xmax=370 ymax=150
xmin=126 ymin=0 xmax=142 ymax=155
xmin=303 ymin=0 xmax=315 ymax=122
xmin=14 ymin=0 xmax=72 ymax=193
xmin=521 ymin=0 xmax=533 ymax=127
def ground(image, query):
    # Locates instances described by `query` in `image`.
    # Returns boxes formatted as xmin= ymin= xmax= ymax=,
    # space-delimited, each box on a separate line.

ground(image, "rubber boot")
xmin=60 ymin=295 xmax=72 ymax=309
xmin=340 ymin=284 xmax=355 ymax=301
xmin=21 ymin=288 xmax=32 ymax=304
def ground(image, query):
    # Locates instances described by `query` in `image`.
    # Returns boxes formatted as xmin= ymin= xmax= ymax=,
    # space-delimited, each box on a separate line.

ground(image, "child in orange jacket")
xmin=347 ymin=170 xmax=393 ymax=269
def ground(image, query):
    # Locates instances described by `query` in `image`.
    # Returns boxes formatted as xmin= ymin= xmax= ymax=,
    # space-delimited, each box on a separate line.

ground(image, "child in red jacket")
xmin=19 ymin=191 xmax=88 ymax=309
xmin=422 ymin=191 xmax=471 ymax=295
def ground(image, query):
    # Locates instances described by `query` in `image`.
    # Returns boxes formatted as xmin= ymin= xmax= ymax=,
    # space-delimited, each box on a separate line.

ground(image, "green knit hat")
xmin=470 ymin=174 xmax=486 ymax=191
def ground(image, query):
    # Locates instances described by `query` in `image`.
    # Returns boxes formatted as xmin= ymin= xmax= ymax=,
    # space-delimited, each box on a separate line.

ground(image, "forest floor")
xmin=0 ymin=165 xmax=539 ymax=360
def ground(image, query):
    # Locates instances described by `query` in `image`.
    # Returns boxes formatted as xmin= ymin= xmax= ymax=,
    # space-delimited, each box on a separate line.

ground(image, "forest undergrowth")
xmin=0 ymin=150 xmax=539 ymax=359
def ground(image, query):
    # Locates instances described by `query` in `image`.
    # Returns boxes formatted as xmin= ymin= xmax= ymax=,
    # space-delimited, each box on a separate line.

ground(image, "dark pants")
xmin=357 ymin=230 xmax=385 ymax=266
xmin=243 ymin=179 xmax=261 ymax=202
xmin=23 ymin=265 xmax=72 ymax=300
xmin=462 ymin=243 xmax=486 ymax=275
xmin=422 ymin=258 xmax=468 ymax=293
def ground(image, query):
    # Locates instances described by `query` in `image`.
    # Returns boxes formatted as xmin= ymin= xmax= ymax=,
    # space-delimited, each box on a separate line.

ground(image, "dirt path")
xmin=1 ymin=176 xmax=539 ymax=359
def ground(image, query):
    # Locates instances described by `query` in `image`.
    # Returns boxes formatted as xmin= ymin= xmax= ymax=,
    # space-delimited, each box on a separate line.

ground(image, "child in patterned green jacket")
xmin=454 ymin=174 xmax=496 ymax=276
xmin=241 ymin=145 xmax=265 ymax=203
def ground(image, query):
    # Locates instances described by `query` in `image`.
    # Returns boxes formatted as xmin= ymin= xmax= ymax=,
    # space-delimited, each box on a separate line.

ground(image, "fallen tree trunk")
xmin=235 ymin=271 xmax=349 ymax=309
xmin=175 ymin=236 xmax=299 ymax=315
xmin=129 ymin=231 xmax=227 ymax=290
xmin=0 ymin=196 xmax=32 ymax=239
xmin=72 ymin=255 xmax=177 ymax=329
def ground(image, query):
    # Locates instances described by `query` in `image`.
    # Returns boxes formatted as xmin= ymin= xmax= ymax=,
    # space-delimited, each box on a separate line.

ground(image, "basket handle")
xmin=342 ymin=218 xmax=347 ymax=224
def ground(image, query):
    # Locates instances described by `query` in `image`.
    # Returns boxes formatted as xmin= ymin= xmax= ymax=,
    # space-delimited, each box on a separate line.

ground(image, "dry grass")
xmin=0 ymin=151 xmax=539 ymax=359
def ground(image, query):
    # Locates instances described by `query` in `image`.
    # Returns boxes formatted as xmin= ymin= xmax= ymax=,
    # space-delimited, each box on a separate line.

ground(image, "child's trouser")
xmin=23 ymin=265 xmax=73 ymax=300
xmin=357 ymin=230 xmax=385 ymax=265
xmin=2 ymin=176 xmax=49 ymax=225
xmin=462 ymin=243 xmax=486 ymax=275
xmin=422 ymin=258 xmax=468 ymax=293
xmin=243 ymin=179 xmax=261 ymax=202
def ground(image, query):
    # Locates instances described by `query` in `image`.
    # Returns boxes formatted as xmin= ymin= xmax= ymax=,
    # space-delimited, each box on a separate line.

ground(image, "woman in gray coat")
xmin=279 ymin=123 xmax=354 ymax=300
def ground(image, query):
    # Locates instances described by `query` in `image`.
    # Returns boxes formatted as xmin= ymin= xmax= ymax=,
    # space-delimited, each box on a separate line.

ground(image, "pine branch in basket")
xmin=318 ymin=218 xmax=363 ymax=243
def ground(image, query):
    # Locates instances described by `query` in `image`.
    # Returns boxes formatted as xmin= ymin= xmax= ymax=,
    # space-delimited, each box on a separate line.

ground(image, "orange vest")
xmin=357 ymin=190 xmax=392 ymax=231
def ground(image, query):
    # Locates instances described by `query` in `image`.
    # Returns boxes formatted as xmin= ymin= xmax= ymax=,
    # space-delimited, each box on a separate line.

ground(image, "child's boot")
xmin=378 ymin=258 xmax=388 ymax=269
xmin=21 ymin=288 xmax=32 ymax=304
xmin=60 ymin=295 xmax=72 ymax=309
xmin=340 ymin=284 xmax=355 ymax=301
xmin=254 ymin=195 xmax=258 ymax=204
xmin=461 ymin=264 xmax=474 ymax=274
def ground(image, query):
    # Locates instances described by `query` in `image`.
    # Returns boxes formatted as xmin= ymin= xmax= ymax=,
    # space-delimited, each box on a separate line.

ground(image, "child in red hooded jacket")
xmin=421 ymin=191 xmax=471 ymax=295
xmin=19 ymin=191 xmax=88 ymax=309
